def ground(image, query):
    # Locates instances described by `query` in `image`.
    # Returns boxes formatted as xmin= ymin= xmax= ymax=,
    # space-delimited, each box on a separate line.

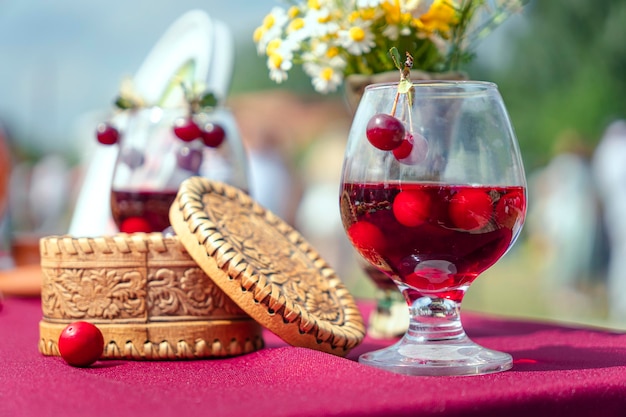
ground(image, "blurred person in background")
xmin=0 ymin=122 xmax=11 ymax=269
xmin=0 ymin=120 xmax=71 ymax=296
xmin=592 ymin=120 xmax=626 ymax=323
xmin=527 ymin=131 xmax=606 ymax=319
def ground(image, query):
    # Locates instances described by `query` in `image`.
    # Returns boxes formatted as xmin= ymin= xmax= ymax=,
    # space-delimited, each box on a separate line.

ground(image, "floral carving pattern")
xmin=147 ymin=266 xmax=245 ymax=318
xmin=40 ymin=234 xmax=248 ymax=323
xmin=42 ymin=267 xmax=146 ymax=320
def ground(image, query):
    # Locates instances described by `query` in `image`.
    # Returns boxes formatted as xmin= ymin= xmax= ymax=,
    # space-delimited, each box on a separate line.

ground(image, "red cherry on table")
xmin=95 ymin=122 xmax=119 ymax=145
xmin=393 ymin=190 xmax=430 ymax=227
xmin=119 ymin=217 xmax=152 ymax=233
xmin=449 ymin=189 xmax=494 ymax=231
xmin=366 ymin=113 xmax=405 ymax=151
xmin=58 ymin=321 xmax=104 ymax=367
xmin=496 ymin=190 xmax=525 ymax=229
xmin=173 ymin=117 xmax=202 ymax=142
xmin=201 ymin=122 xmax=226 ymax=148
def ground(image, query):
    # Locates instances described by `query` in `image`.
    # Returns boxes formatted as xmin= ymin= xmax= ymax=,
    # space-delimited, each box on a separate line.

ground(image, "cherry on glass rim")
xmin=58 ymin=321 xmax=104 ymax=367
xmin=393 ymin=133 xmax=428 ymax=165
xmin=173 ymin=117 xmax=202 ymax=142
xmin=392 ymin=137 xmax=413 ymax=160
xmin=201 ymin=122 xmax=226 ymax=148
xmin=95 ymin=122 xmax=119 ymax=145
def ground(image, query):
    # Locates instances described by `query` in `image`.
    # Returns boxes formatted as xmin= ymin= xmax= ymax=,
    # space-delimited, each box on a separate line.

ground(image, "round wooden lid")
xmin=169 ymin=177 xmax=366 ymax=356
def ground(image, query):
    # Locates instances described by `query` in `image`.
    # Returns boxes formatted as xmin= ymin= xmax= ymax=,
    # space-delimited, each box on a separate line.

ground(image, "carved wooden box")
xmin=38 ymin=233 xmax=264 ymax=360
xmin=39 ymin=178 xmax=366 ymax=361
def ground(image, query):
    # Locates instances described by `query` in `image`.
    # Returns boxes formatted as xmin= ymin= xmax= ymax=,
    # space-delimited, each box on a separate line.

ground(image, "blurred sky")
xmin=0 ymin=0 xmax=276 ymax=156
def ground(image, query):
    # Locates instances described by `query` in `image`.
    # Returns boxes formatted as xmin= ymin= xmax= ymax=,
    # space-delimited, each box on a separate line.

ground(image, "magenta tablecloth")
xmin=2 ymin=296 xmax=626 ymax=417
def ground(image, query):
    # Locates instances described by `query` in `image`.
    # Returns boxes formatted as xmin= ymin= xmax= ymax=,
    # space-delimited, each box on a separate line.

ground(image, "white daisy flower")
xmin=302 ymin=42 xmax=346 ymax=94
xmin=285 ymin=16 xmax=314 ymax=44
xmin=384 ymin=24 xmax=412 ymax=39
xmin=253 ymin=7 xmax=289 ymax=54
xmin=382 ymin=23 xmax=401 ymax=41
xmin=307 ymin=0 xmax=333 ymax=10
xmin=266 ymin=39 xmax=296 ymax=83
xmin=337 ymin=20 xmax=376 ymax=56
xmin=304 ymin=62 xmax=344 ymax=94
xmin=304 ymin=7 xmax=340 ymax=38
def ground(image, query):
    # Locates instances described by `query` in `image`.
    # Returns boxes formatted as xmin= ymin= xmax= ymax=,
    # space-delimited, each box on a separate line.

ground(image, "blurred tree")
xmin=471 ymin=0 xmax=626 ymax=170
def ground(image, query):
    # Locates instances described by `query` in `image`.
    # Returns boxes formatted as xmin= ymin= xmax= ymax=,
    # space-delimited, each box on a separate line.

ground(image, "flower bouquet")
xmin=254 ymin=0 xmax=527 ymax=101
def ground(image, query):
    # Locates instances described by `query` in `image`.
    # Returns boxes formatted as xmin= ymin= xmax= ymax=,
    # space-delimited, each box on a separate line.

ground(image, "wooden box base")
xmin=39 ymin=318 xmax=263 ymax=360
xmin=39 ymin=233 xmax=264 ymax=360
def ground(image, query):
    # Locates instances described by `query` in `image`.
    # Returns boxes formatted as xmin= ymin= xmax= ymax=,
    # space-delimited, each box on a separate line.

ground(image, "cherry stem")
xmin=406 ymin=94 xmax=414 ymax=133
xmin=178 ymin=82 xmax=199 ymax=116
xmin=390 ymin=51 xmax=414 ymax=124
xmin=391 ymin=91 xmax=400 ymax=117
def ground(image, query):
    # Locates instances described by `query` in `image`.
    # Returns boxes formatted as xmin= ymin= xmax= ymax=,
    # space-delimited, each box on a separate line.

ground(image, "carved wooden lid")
xmin=169 ymin=177 xmax=366 ymax=356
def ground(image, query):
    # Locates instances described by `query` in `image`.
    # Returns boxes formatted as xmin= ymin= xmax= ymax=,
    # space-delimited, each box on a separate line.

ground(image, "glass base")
xmin=359 ymin=334 xmax=512 ymax=376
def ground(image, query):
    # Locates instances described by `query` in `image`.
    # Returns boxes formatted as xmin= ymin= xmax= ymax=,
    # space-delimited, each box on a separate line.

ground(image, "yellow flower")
xmin=360 ymin=8 xmax=377 ymax=21
xmin=381 ymin=1 xmax=402 ymax=24
xmin=418 ymin=0 xmax=458 ymax=35
xmin=349 ymin=7 xmax=377 ymax=22
xmin=381 ymin=0 xmax=413 ymax=26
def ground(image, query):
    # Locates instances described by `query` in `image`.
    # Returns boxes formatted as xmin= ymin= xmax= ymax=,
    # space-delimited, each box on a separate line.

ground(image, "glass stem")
xmin=401 ymin=289 xmax=467 ymax=342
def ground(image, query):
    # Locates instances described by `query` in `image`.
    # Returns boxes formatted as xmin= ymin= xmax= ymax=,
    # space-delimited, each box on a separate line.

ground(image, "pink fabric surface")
xmin=2 ymin=296 xmax=626 ymax=417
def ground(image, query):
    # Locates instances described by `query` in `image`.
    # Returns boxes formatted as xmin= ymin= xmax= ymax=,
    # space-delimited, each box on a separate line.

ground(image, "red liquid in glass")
xmin=110 ymin=189 xmax=178 ymax=233
xmin=340 ymin=182 xmax=526 ymax=301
